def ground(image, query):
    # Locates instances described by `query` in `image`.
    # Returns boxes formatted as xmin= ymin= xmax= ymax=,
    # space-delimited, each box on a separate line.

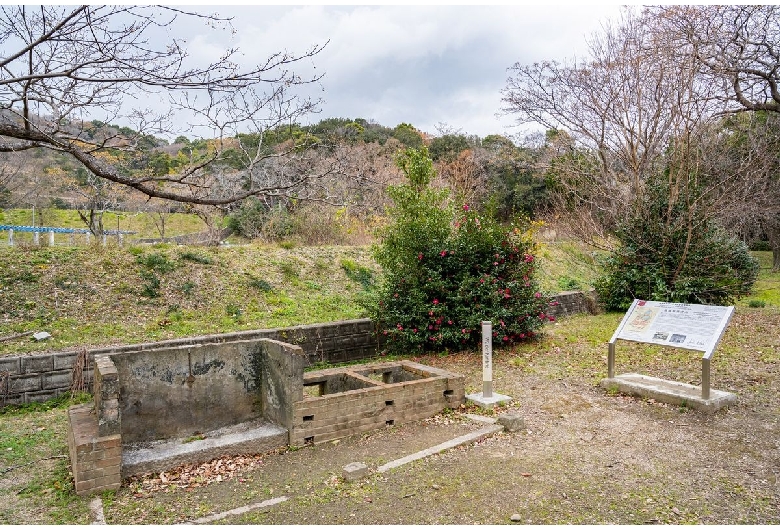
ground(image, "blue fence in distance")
xmin=0 ymin=225 xmax=135 ymax=235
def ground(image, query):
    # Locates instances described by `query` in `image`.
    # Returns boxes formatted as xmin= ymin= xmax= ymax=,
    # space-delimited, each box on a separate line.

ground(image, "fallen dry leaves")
xmin=126 ymin=454 xmax=265 ymax=495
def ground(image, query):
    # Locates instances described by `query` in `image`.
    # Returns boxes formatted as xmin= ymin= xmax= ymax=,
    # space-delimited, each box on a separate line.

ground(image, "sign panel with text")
xmin=610 ymin=300 xmax=734 ymax=359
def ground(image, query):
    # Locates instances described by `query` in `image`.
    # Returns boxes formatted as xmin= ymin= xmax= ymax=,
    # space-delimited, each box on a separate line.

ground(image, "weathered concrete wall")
xmin=94 ymin=355 xmax=120 ymax=438
xmin=111 ymin=340 xmax=266 ymax=443
xmin=258 ymin=339 xmax=305 ymax=432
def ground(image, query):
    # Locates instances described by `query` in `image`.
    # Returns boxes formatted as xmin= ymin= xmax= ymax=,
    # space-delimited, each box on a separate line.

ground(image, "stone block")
xmin=52 ymin=351 xmax=79 ymax=370
xmin=343 ymin=461 xmax=369 ymax=482
xmin=497 ymin=412 xmax=526 ymax=432
xmin=42 ymin=369 xmax=72 ymax=390
xmin=10 ymin=373 xmax=41 ymax=393
xmin=20 ymin=355 xmax=53 ymax=374
xmin=0 ymin=357 xmax=20 ymax=375
xmin=25 ymin=389 xmax=58 ymax=403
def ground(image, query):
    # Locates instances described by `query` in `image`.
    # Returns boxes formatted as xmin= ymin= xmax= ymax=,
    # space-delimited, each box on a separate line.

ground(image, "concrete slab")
xmin=122 ymin=419 xmax=288 ymax=478
xmin=600 ymin=373 xmax=737 ymax=413
xmin=465 ymin=391 xmax=512 ymax=410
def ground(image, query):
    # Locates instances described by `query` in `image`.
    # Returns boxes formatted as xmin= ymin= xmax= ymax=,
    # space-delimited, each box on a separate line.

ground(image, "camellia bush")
xmin=365 ymin=146 xmax=553 ymax=354
xmin=595 ymin=176 xmax=759 ymax=311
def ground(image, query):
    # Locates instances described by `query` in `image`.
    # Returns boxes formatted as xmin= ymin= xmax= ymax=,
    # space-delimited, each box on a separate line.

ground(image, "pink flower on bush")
xmin=463 ymin=204 xmax=469 ymax=211
xmin=534 ymin=292 xmax=541 ymax=298
xmin=503 ymin=336 xmax=509 ymax=341
xmin=524 ymin=254 xmax=534 ymax=263
xmin=440 ymin=250 xmax=447 ymax=257
xmin=418 ymin=253 xmax=423 ymax=260
xmin=433 ymin=299 xmax=439 ymax=305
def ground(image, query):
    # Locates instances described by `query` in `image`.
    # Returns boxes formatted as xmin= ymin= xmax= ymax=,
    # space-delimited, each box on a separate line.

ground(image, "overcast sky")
xmin=168 ymin=4 xmax=627 ymax=140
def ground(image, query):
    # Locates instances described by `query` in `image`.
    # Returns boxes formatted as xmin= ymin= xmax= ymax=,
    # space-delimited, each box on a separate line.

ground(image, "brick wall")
xmin=290 ymin=361 xmax=464 ymax=446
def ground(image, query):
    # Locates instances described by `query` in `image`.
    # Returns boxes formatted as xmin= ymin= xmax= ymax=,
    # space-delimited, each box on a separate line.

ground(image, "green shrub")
xmin=246 ymin=275 xmax=273 ymax=292
xmin=227 ymin=198 xmax=293 ymax=241
xmin=341 ymin=259 xmax=374 ymax=290
xmin=557 ymin=276 xmax=583 ymax=291
xmin=364 ymin=147 xmax=552 ymax=354
xmin=179 ymin=251 xmax=213 ymax=265
xmin=136 ymin=251 xmax=176 ymax=298
xmin=595 ymin=176 xmax=759 ymax=311
xmin=749 ymin=240 xmax=772 ymax=251
xmin=136 ymin=252 xmax=176 ymax=273
xmin=748 ymin=299 xmax=766 ymax=308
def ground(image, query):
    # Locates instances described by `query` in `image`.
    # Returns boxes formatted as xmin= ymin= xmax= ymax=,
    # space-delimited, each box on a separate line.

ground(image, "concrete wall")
xmin=258 ymin=339 xmax=306 ymax=431
xmin=112 ymin=340 xmax=270 ymax=443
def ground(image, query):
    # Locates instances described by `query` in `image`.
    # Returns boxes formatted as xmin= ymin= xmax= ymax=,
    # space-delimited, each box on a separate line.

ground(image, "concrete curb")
xmin=377 ymin=424 xmax=504 ymax=473
xmin=186 ymin=496 xmax=289 ymax=524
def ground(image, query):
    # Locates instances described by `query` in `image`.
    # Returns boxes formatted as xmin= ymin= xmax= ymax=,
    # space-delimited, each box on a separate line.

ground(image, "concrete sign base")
xmin=601 ymin=373 xmax=737 ymax=413
xmin=466 ymin=391 xmax=512 ymax=410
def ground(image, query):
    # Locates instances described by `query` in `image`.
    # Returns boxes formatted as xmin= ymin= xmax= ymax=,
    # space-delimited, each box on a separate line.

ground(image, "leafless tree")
xmin=651 ymin=5 xmax=780 ymax=114
xmin=501 ymin=8 xmax=721 ymax=247
xmin=0 ymin=5 xmax=331 ymax=206
xmin=650 ymin=5 xmax=780 ymax=269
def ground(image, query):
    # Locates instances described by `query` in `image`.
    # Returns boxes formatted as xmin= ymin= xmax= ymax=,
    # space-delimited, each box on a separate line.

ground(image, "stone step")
xmin=121 ymin=419 xmax=288 ymax=478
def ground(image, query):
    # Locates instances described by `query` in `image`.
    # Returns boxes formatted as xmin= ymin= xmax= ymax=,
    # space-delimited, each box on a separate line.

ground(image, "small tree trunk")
xmin=766 ymin=221 xmax=780 ymax=272
xmin=78 ymin=208 xmax=105 ymax=237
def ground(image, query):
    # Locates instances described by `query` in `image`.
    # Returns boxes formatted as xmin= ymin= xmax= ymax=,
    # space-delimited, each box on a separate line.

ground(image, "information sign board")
xmin=610 ymin=300 xmax=734 ymax=359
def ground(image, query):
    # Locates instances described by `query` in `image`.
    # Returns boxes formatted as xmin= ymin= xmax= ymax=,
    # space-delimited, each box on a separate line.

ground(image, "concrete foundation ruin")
xmin=67 ymin=336 xmax=464 ymax=496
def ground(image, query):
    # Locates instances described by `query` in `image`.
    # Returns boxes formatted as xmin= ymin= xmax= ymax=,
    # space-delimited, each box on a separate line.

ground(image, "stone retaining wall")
xmin=0 ymin=319 xmax=380 ymax=407
xmin=0 ymin=291 xmax=598 ymax=406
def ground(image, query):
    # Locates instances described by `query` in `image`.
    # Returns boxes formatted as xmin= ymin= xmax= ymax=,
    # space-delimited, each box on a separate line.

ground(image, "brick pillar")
xmin=67 ymin=404 xmax=122 ymax=495
xmin=66 ymin=355 xmax=123 ymax=496
xmin=94 ymin=355 xmax=120 ymax=437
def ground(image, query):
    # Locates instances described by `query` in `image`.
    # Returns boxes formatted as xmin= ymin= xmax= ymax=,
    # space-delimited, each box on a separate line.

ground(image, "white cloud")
xmin=139 ymin=5 xmax=627 ymax=138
